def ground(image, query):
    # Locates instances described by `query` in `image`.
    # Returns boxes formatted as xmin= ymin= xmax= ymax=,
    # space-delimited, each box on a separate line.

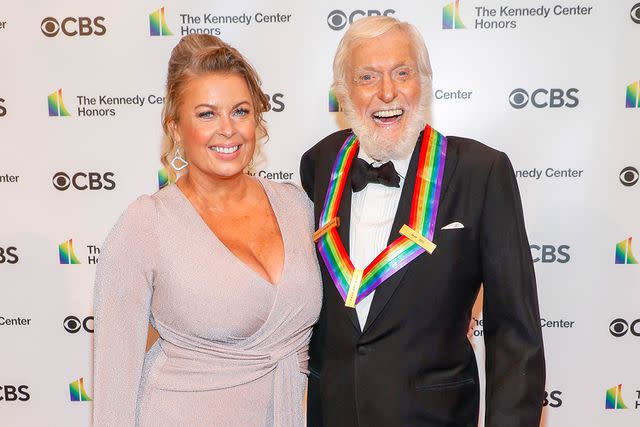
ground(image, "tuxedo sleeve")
xmin=300 ymin=149 xmax=315 ymax=202
xmin=480 ymin=151 xmax=546 ymax=427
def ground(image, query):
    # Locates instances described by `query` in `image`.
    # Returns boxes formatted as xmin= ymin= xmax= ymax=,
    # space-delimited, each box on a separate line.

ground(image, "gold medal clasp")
xmin=313 ymin=217 xmax=340 ymax=242
xmin=400 ymin=224 xmax=437 ymax=254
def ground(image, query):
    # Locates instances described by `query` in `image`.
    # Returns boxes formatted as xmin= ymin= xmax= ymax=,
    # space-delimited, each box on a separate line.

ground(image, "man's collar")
xmin=357 ymin=149 xmax=411 ymax=181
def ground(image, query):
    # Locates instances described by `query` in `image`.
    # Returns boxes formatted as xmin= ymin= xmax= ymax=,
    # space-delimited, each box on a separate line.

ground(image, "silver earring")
xmin=170 ymin=147 xmax=188 ymax=171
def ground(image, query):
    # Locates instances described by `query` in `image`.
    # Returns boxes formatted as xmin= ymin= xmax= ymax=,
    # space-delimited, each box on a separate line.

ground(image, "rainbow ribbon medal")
xmin=315 ymin=124 xmax=447 ymax=307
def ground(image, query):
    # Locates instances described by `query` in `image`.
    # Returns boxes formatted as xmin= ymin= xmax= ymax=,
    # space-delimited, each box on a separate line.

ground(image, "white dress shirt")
xmin=350 ymin=150 xmax=411 ymax=330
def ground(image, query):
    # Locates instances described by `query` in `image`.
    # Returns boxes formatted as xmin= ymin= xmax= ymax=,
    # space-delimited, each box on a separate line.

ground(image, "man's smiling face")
xmin=344 ymin=27 xmax=422 ymax=160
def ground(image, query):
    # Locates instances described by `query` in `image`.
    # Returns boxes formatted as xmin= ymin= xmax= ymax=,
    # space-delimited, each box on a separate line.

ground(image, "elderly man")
xmin=300 ymin=16 xmax=545 ymax=427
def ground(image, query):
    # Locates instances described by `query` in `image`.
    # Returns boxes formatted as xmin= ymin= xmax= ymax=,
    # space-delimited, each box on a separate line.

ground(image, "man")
xmin=300 ymin=16 xmax=545 ymax=427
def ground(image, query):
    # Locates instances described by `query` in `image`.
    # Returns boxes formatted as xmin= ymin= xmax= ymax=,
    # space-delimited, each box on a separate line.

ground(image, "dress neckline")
xmin=169 ymin=176 xmax=286 ymax=289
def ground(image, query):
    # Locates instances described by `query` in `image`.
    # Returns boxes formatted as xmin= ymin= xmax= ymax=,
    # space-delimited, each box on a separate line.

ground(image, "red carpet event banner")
xmin=0 ymin=1 xmax=639 ymax=425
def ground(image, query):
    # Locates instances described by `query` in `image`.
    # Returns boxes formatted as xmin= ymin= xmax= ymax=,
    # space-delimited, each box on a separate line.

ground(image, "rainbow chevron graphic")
xmin=615 ymin=237 xmax=638 ymax=265
xmin=149 ymin=7 xmax=173 ymax=36
xmin=158 ymin=167 xmax=175 ymax=189
xmin=69 ymin=378 xmax=92 ymax=402
xmin=48 ymin=89 xmax=70 ymax=117
xmin=59 ymin=239 xmax=81 ymax=265
xmin=626 ymin=81 xmax=639 ymax=108
xmin=443 ymin=0 xmax=466 ymax=30
xmin=605 ymin=384 xmax=628 ymax=409
xmin=328 ymin=89 xmax=341 ymax=112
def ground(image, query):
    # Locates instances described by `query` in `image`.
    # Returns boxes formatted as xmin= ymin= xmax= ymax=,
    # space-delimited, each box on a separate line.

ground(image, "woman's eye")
xmin=234 ymin=108 xmax=250 ymax=117
xmin=198 ymin=111 xmax=214 ymax=119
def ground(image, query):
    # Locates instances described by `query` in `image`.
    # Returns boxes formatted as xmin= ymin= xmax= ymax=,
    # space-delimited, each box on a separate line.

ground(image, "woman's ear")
xmin=168 ymin=120 xmax=180 ymax=145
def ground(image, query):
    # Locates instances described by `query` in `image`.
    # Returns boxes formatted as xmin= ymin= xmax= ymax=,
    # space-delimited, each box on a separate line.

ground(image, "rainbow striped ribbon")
xmin=316 ymin=124 xmax=447 ymax=307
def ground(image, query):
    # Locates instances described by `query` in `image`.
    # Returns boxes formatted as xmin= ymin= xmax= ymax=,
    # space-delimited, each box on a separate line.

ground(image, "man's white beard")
xmin=342 ymin=86 xmax=432 ymax=162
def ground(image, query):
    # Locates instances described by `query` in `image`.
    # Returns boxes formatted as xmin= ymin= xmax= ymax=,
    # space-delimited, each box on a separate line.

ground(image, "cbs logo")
xmin=52 ymin=172 xmax=116 ymax=191
xmin=0 ymin=385 xmax=30 ymax=402
xmin=63 ymin=315 xmax=94 ymax=334
xmin=327 ymin=9 xmax=395 ymax=31
xmin=530 ymin=244 xmax=570 ymax=263
xmin=619 ymin=166 xmax=638 ymax=187
xmin=41 ymin=16 xmax=106 ymax=37
xmin=0 ymin=97 xmax=6 ymax=117
xmin=509 ymin=88 xmax=579 ymax=109
xmin=266 ymin=93 xmax=285 ymax=112
xmin=543 ymin=390 xmax=562 ymax=408
xmin=631 ymin=3 xmax=640 ymax=24
xmin=0 ymin=247 xmax=18 ymax=264
xmin=609 ymin=318 xmax=640 ymax=337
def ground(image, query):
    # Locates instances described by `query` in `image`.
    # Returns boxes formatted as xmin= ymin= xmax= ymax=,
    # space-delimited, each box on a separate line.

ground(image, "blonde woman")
xmin=93 ymin=34 xmax=321 ymax=426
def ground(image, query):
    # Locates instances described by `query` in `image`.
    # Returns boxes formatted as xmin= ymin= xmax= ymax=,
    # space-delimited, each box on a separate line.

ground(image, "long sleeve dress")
xmin=93 ymin=178 xmax=322 ymax=427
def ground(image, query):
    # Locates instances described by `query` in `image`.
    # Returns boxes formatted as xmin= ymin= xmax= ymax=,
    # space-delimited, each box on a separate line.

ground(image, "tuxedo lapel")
xmin=437 ymin=135 xmax=459 ymax=208
xmin=362 ymin=130 xmax=459 ymax=334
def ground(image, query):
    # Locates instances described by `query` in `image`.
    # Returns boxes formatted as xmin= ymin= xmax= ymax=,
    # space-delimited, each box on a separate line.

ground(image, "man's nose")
xmin=378 ymin=75 xmax=397 ymax=103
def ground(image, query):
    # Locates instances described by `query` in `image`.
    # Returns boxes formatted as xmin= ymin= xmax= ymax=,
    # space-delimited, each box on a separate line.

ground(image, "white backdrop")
xmin=1 ymin=1 xmax=639 ymax=426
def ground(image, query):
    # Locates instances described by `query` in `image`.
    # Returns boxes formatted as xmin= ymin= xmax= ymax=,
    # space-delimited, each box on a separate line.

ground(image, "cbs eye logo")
xmin=609 ymin=318 xmax=640 ymax=337
xmin=327 ymin=9 xmax=395 ymax=31
xmin=63 ymin=315 xmax=94 ymax=334
xmin=40 ymin=16 xmax=106 ymax=37
xmin=631 ymin=3 xmax=640 ymax=24
xmin=619 ymin=166 xmax=638 ymax=187
xmin=52 ymin=171 xmax=116 ymax=191
xmin=509 ymin=88 xmax=579 ymax=109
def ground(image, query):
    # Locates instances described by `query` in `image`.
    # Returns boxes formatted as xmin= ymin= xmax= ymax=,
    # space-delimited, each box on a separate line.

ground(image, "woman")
xmin=93 ymin=34 xmax=322 ymax=426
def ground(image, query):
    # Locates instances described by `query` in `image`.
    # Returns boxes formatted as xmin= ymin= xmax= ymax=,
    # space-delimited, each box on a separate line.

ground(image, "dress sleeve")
xmin=93 ymin=195 xmax=157 ymax=426
xmin=480 ymin=152 xmax=546 ymax=427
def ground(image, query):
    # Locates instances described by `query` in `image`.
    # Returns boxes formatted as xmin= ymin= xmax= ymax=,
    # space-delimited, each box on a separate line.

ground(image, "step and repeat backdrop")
xmin=1 ymin=0 xmax=639 ymax=426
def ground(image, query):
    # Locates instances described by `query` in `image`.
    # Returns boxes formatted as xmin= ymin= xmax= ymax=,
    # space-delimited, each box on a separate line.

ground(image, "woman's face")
xmin=172 ymin=72 xmax=257 ymax=181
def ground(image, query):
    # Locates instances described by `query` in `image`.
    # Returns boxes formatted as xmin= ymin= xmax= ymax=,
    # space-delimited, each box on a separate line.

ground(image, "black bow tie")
xmin=351 ymin=158 xmax=401 ymax=192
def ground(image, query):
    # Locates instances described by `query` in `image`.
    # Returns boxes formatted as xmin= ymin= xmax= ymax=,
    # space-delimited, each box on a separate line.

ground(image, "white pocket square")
xmin=441 ymin=222 xmax=464 ymax=230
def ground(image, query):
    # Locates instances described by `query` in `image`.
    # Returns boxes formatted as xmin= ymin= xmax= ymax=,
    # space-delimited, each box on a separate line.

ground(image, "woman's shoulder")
xmin=107 ymin=194 xmax=158 ymax=241
xmin=113 ymin=182 xmax=181 ymax=232
xmin=119 ymin=183 xmax=186 ymax=227
xmin=122 ymin=193 xmax=158 ymax=220
xmin=124 ymin=183 xmax=183 ymax=216
xmin=260 ymin=178 xmax=310 ymax=206
xmin=259 ymin=178 xmax=315 ymax=232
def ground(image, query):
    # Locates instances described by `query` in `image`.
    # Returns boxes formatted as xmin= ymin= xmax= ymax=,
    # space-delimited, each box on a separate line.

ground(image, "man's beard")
xmin=342 ymin=85 xmax=432 ymax=162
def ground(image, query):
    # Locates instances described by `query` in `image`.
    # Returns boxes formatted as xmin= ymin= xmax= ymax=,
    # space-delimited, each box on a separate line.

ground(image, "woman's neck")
xmin=176 ymin=170 xmax=254 ymax=212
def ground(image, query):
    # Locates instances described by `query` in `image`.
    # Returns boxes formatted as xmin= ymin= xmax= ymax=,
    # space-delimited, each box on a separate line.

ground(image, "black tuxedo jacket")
xmin=300 ymin=129 xmax=545 ymax=427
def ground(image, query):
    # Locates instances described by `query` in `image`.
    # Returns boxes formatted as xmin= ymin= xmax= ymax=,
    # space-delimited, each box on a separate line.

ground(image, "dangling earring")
xmin=171 ymin=147 xmax=188 ymax=171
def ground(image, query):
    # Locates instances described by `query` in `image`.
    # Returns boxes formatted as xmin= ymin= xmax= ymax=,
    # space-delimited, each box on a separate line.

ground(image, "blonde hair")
xmin=160 ymin=34 xmax=269 ymax=181
xmin=331 ymin=16 xmax=433 ymax=105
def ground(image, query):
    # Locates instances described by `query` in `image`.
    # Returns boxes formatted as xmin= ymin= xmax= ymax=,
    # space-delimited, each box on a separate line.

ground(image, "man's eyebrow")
xmin=353 ymin=62 xmax=413 ymax=71
xmin=353 ymin=66 xmax=379 ymax=72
